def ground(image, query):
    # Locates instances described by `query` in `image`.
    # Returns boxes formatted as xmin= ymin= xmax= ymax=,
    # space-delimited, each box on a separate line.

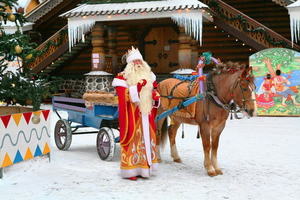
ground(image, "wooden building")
xmin=19 ymin=0 xmax=300 ymax=86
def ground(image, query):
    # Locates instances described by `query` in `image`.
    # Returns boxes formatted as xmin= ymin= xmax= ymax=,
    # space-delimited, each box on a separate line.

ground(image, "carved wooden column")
xmin=85 ymin=22 xmax=115 ymax=94
xmin=108 ymin=26 xmax=118 ymax=76
xmin=91 ymin=22 xmax=105 ymax=71
xmin=190 ymin=39 xmax=199 ymax=68
xmin=178 ymin=27 xmax=192 ymax=69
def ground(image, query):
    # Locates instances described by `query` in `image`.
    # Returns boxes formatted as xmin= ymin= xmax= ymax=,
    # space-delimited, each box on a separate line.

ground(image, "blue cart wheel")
xmin=54 ymin=119 xmax=72 ymax=150
xmin=97 ymin=127 xmax=116 ymax=161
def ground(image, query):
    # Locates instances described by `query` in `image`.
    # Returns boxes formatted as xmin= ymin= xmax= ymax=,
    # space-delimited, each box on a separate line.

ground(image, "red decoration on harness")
xmin=197 ymin=75 xmax=206 ymax=82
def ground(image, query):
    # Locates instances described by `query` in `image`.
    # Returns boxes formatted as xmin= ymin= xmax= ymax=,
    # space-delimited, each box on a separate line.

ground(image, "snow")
xmin=16 ymin=0 xmax=29 ymax=9
xmin=1 ymin=104 xmax=300 ymax=200
xmin=84 ymin=71 xmax=113 ymax=76
xmin=170 ymin=68 xmax=196 ymax=74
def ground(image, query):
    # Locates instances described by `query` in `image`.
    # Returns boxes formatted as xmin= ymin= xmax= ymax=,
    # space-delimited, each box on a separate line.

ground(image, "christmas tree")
xmin=0 ymin=0 xmax=62 ymax=111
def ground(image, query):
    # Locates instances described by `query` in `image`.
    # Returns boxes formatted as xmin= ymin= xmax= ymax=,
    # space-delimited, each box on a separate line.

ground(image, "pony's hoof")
xmin=215 ymin=169 xmax=223 ymax=175
xmin=157 ymin=158 xmax=162 ymax=163
xmin=173 ymin=158 xmax=182 ymax=163
xmin=207 ymin=170 xmax=218 ymax=177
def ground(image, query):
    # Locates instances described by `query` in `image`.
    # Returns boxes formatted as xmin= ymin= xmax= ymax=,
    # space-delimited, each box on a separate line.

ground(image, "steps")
xmin=221 ymin=0 xmax=292 ymax=41
xmin=200 ymin=0 xmax=299 ymax=65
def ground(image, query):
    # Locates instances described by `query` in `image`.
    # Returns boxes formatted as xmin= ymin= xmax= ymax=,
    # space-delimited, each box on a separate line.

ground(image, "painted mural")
xmin=250 ymin=48 xmax=300 ymax=116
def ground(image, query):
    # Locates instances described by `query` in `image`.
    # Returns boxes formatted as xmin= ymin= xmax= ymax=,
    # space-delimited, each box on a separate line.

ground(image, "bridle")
xmin=230 ymin=77 xmax=256 ymax=116
xmin=205 ymin=70 xmax=256 ymax=120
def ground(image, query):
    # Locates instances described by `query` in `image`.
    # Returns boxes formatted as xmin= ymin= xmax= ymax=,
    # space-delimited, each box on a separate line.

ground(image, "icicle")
xmin=294 ymin=18 xmax=298 ymax=43
xmin=297 ymin=19 xmax=300 ymax=43
xmin=171 ymin=12 xmax=203 ymax=45
xmin=290 ymin=17 xmax=294 ymax=47
xmin=296 ymin=19 xmax=300 ymax=43
xmin=289 ymin=9 xmax=300 ymax=47
xmin=68 ymin=19 xmax=95 ymax=51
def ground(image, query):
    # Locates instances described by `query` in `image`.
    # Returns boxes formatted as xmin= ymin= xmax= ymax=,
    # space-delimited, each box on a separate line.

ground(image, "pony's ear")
xmin=248 ymin=66 xmax=253 ymax=74
xmin=241 ymin=65 xmax=249 ymax=78
xmin=241 ymin=66 xmax=254 ymax=80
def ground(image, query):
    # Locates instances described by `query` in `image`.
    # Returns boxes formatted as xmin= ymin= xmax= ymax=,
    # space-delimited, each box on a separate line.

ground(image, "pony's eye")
xmin=243 ymin=88 xmax=247 ymax=91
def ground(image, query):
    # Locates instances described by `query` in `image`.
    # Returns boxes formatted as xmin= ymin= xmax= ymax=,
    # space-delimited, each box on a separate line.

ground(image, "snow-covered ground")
xmin=1 ymin=104 xmax=299 ymax=200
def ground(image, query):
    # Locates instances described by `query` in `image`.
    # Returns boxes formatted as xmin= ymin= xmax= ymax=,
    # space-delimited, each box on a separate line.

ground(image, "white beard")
xmin=124 ymin=61 xmax=153 ymax=115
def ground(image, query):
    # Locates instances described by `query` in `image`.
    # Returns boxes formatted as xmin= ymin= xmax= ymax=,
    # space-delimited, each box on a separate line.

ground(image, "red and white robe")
xmin=112 ymin=72 xmax=159 ymax=178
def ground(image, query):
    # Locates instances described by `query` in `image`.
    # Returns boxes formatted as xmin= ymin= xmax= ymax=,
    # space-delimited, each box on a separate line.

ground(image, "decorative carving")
xmin=203 ymin=0 xmax=294 ymax=49
xmin=26 ymin=0 xmax=65 ymax=23
xmin=27 ymin=26 xmax=68 ymax=70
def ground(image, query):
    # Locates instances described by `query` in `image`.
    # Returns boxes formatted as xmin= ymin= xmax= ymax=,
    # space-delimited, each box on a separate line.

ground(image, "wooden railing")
xmin=27 ymin=25 xmax=68 ymax=70
xmin=203 ymin=0 xmax=300 ymax=51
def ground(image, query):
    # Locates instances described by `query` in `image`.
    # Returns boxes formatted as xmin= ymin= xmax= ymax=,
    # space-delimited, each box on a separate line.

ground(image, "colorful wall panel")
xmin=250 ymin=48 xmax=300 ymax=116
xmin=0 ymin=109 xmax=50 ymax=176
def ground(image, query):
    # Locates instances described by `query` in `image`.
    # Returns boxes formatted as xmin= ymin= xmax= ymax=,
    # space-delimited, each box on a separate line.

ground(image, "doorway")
xmin=144 ymin=27 xmax=179 ymax=74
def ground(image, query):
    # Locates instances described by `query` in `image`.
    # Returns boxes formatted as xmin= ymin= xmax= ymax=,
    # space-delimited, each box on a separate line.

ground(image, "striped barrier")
xmin=0 ymin=108 xmax=51 ymax=178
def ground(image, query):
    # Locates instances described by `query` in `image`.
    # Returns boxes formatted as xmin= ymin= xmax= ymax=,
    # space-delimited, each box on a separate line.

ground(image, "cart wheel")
xmin=54 ymin=119 xmax=72 ymax=151
xmin=97 ymin=127 xmax=116 ymax=161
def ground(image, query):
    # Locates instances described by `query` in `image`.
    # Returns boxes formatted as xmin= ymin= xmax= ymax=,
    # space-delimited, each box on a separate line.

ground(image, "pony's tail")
xmin=160 ymin=117 xmax=168 ymax=149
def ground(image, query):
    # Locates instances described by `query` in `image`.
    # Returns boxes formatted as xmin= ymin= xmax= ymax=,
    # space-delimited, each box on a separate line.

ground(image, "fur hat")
xmin=126 ymin=46 xmax=143 ymax=64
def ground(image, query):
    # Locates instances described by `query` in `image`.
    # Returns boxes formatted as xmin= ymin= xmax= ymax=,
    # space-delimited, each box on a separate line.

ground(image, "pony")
xmin=156 ymin=62 xmax=257 ymax=176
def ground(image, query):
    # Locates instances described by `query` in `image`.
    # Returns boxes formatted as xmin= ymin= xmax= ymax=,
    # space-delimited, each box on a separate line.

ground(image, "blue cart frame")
xmin=52 ymin=96 xmax=119 ymax=161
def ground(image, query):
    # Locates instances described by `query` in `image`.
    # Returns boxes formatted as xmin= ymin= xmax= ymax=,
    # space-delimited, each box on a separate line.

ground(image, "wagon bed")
xmin=52 ymin=96 xmax=119 ymax=161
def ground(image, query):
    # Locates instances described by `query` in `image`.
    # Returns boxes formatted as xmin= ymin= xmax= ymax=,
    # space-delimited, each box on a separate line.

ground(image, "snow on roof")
xmin=60 ymin=0 xmax=208 ymax=18
xmin=61 ymin=0 xmax=211 ymax=51
xmin=287 ymin=1 xmax=300 ymax=8
xmin=24 ymin=0 xmax=64 ymax=22
xmin=17 ymin=0 xmax=29 ymax=9
xmin=2 ymin=21 xmax=34 ymax=34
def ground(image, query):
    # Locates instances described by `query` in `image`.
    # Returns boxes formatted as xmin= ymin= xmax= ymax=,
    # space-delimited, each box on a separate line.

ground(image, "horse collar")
xmin=206 ymin=72 xmax=225 ymax=109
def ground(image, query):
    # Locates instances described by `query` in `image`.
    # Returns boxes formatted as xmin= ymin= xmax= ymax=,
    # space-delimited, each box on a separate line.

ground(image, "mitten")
xmin=152 ymin=91 xmax=160 ymax=101
xmin=137 ymin=79 xmax=147 ymax=93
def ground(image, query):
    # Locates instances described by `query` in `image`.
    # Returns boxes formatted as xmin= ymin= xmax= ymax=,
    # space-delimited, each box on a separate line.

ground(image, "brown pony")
xmin=156 ymin=62 xmax=257 ymax=176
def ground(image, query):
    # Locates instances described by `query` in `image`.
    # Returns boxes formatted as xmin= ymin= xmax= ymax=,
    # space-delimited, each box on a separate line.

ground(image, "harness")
xmin=160 ymin=77 xmax=198 ymax=117
xmin=160 ymin=69 xmax=256 ymax=120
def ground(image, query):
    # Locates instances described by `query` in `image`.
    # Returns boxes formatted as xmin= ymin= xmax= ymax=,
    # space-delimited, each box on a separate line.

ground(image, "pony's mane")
xmin=216 ymin=62 xmax=246 ymax=70
xmin=212 ymin=62 xmax=247 ymax=75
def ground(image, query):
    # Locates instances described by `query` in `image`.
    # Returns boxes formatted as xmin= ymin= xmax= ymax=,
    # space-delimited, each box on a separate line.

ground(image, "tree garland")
xmin=26 ymin=28 xmax=68 ymax=67
xmin=207 ymin=0 xmax=294 ymax=49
